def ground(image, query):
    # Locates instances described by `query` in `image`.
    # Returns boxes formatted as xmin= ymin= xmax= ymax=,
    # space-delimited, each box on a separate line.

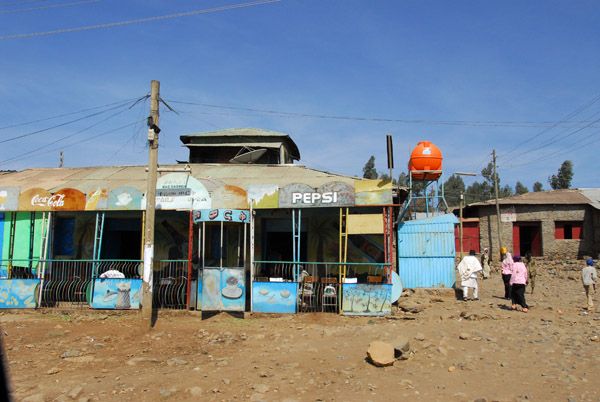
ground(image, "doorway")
xmin=512 ymin=222 xmax=541 ymax=256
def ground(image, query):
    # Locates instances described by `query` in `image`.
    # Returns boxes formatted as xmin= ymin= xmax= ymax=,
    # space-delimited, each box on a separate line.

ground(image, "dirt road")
xmin=2 ymin=263 xmax=599 ymax=402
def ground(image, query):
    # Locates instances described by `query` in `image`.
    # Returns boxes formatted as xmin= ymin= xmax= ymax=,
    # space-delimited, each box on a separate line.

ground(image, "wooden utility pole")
xmin=493 ymin=149 xmax=502 ymax=261
xmin=142 ymin=80 xmax=160 ymax=329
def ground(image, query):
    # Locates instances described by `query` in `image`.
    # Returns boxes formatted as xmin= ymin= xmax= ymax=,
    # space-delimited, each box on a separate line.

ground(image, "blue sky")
xmin=1 ymin=0 xmax=599 ymax=194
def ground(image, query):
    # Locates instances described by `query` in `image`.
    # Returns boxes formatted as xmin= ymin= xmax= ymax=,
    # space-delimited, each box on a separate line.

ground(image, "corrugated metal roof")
xmin=183 ymin=142 xmax=282 ymax=148
xmin=0 ymin=164 xmax=362 ymax=194
xmin=467 ymin=189 xmax=591 ymax=207
xmin=579 ymin=188 xmax=600 ymax=210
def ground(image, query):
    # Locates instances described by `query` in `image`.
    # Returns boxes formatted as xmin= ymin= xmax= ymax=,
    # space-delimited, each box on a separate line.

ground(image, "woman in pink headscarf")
xmin=501 ymin=252 xmax=513 ymax=300
xmin=509 ymin=254 xmax=529 ymax=312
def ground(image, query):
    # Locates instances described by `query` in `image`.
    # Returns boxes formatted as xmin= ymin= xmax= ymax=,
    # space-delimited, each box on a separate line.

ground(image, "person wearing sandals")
xmin=510 ymin=254 xmax=529 ymax=312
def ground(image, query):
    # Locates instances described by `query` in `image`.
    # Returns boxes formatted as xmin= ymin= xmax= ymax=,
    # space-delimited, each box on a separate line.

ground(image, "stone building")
xmin=458 ymin=189 xmax=600 ymax=261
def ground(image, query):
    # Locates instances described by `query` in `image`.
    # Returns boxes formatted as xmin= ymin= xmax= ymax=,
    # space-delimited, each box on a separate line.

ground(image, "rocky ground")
xmin=1 ymin=261 xmax=599 ymax=402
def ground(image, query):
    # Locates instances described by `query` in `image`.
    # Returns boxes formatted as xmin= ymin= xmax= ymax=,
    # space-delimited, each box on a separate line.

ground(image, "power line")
xmin=0 ymin=0 xmax=51 ymax=6
xmin=0 ymin=0 xmax=282 ymax=40
xmin=498 ymin=94 xmax=600 ymax=159
xmin=0 ymin=0 xmax=101 ymax=13
xmin=0 ymin=120 xmax=144 ymax=166
xmin=168 ymin=100 xmax=600 ymax=128
xmin=0 ymin=97 xmax=139 ymax=131
xmin=0 ymin=101 xmax=132 ymax=144
xmin=0 ymin=106 xmax=130 ymax=164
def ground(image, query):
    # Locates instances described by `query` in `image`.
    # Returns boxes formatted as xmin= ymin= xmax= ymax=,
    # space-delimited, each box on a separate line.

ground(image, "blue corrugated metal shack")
xmin=397 ymin=214 xmax=459 ymax=288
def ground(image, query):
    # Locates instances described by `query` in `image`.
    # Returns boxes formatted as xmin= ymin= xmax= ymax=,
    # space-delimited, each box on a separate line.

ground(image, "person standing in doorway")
xmin=457 ymin=250 xmax=483 ymax=301
xmin=581 ymin=259 xmax=598 ymax=311
xmin=501 ymin=252 xmax=514 ymax=300
xmin=481 ymin=248 xmax=491 ymax=279
xmin=510 ymin=254 xmax=529 ymax=312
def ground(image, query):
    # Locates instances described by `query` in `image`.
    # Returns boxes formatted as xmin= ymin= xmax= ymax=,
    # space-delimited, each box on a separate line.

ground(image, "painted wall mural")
xmin=85 ymin=187 xmax=108 ymax=210
xmin=247 ymin=184 xmax=279 ymax=209
xmin=212 ymin=185 xmax=248 ymax=209
xmin=0 ymin=187 xmax=19 ymax=211
xmin=355 ymin=179 xmax=392 ymax=206
xmin=91 ymin=278 xmax=142 ymax=309
xmin=50 ymin=188 xmax=87 ymax=211
xmin=0 ymin=279 xmax=39 ymax=309
xmin=252 ymin=282 xmax=297 ymax=314
xmin=342 ymin=284 xmax=391 ymax=316
xmin=201 ymin=268 xmax=245 ymax=311
xmin=108 ymin=186 xmax=143 ymax=210
xmin=19 ymin=188 xmax=52 ymax=211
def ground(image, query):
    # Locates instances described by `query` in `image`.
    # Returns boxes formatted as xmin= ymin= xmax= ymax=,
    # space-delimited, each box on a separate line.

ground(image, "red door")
xmin=455 ymin=222 xmax=480 ymax=253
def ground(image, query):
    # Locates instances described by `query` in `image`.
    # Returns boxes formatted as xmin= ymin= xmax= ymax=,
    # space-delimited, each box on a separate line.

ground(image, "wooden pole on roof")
xmin=141 ymin=80 xmax=160 ymax=330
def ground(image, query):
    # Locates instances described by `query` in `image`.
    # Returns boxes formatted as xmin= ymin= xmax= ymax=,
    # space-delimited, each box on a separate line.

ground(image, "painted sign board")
xmin=201 ymin=268 xmax=245 ymax=311
xmin=347 ymin=214 xmax=384 ymax=234
xmin=91 ymin=279 xmax=142 ymax=309
xmin=252 ymin=281 xmax=297 ymax=313
xmin=0 ymin=187 xmax=19 ymax=211
xmin=193 ymin=209 xmax=249 ymax=224
xmin=0 ymin=279 xmax=39 ymax=309
xmin=212 ymin=185 xmax=248 ymax=209
xmin=152 ymin=173 xmax=211 ymax=210
xmin=342 ymin=284 xmax=391 ymax=316
xmin=85 ymin=187 xmax=108 ymax=210
xmin=247 ymin=184 xmax=279 ymax=209
xmin=108 ymin=186 xmax=143 ymax=210
xmin=19 ymin=188 xmax=52 ymax=211
xmin=279 ymin=182 xmax=354 ymax=208
xmin=501 ymin=207 xmax=517 ymax=222
xmin=51 ymin=188 xmax=87 ymax=211
xmin=355 ymin=179 xmax=392 ymax=206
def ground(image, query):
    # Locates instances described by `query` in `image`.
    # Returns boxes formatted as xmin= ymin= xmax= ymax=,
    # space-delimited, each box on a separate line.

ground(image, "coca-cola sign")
xmin=19 ymin=188 xmax=85 ymax=211
xmin=31 ymin=193 xmax=65 ymax=208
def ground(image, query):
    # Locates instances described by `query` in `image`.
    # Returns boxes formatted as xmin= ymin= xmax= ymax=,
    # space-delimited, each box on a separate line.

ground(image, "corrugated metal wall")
xmin=397 ymin=214 xmax=458 ymax=288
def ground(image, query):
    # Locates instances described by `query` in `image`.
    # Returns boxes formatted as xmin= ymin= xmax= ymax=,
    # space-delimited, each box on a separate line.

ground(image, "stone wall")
xmin=474 ymin=204 xmax=598 ymax=261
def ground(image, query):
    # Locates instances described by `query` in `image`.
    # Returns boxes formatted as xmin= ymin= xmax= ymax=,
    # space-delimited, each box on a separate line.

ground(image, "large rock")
xmin=367 ymin=341 xmax=395 ymax=367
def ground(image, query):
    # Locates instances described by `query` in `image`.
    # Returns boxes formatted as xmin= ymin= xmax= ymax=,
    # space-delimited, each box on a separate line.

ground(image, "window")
xmin=555 ymin=221 xmax=583 ymax=240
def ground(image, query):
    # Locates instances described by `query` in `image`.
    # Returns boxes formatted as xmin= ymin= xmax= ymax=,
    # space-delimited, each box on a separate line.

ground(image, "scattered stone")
xmin=393 ymin=336 xmax=410 ymax=358
xmin=61 ymin=350 xmax=82 ymax=359
xmin=414 ymin=333 xmax=425 ymax=341
xmin=68 ymin=386 xmax=83 ymax=399
xmin=459 ymin=332 xmax=470 ymax=340
xmin=367 ymin=341 xmax=395 ymax=367
xmin=22 ymin=394 xmax=45 ymax=402
xmin=46 ymin=367 xmax=61 ymax=375
xmin=190 ymin=386 xmax=202 ymax=396
xmin=448 ymin=366 xmax=457 ymax=372
xmin=253 ymin=384 xmax=270 ymax=393
xmin=474 ymin=398 xmax=487 ymax=402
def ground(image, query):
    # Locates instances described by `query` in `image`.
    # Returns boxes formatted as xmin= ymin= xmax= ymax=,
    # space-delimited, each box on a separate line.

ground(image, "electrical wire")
xmin=167 ymin=100 xmax=600 ymax=128
xmin=0 ymin=100 xmax=133 ymax=144
xmin=0 ymin=106 xmax=130 ymax=164
xmin=498 ymin=94 xmax=600 ymax=159
xmin=0 ymin=120 xmax=144 ymax=166
xmin=0 ymin=0 xmax=282 ymax=40
xmin=0 ymin=0 xmax=101 ymax=13
xmin=0 ymin=0 xmax=51 ymax=6
xmin=0 ymin=98 xmax=138 ymax=131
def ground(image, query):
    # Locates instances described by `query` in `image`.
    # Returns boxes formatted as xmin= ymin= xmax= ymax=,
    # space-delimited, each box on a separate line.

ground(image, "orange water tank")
xmin=408 ymin=141 xmax=443 ymax=180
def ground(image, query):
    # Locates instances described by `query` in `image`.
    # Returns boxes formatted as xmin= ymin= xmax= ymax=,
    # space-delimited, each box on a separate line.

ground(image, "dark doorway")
xmin=101 ymin=218 xmax=142 ymax=260
xmin=265 ymin=232 xmax=307 ymax=262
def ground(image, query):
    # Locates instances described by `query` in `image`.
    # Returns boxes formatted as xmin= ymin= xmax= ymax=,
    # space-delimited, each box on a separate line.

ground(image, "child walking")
xmin=581 ymin=259 xmax=598 ymax=311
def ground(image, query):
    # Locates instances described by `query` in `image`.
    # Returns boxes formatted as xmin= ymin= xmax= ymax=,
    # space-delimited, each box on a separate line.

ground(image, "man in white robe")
xmin=457 ymin=250 xmax=483 ymax=301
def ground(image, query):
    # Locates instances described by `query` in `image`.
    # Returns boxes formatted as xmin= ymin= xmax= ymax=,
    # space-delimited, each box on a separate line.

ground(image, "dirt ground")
xmin=2 ymin=262 xmax=600 ymax=402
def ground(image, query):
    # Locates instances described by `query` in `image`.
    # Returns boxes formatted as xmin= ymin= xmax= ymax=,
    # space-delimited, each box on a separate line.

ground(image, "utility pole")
xmin=493 ymin=149 xmax=502 ymax=261
xmin=142 ymin=80 xmax=160 ymax=329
